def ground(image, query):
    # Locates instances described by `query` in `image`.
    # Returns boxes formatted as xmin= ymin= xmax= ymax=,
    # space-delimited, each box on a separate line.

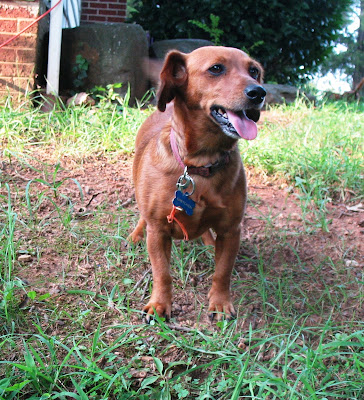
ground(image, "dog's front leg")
xmin=208 ymin=226 xmax=241 ymax=321
xmin=143 ymin=226 xmax=173 ymax=322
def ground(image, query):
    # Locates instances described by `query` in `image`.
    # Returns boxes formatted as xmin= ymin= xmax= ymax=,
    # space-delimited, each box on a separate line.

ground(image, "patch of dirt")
xmin=1 ymin=151 xmax=363 ymax=335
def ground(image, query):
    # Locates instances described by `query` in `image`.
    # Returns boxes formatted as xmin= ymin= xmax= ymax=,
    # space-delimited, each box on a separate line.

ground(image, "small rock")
xmin=18 ymin=254 xmax=32 ymax=263
xmin=345 ymin=260 xmax=359 ymax=267
xmin=140 ymin=356 xmax=154 ymax=362
xmin=284 ymin=186 xmax=294 ymax=193
xmin=129 ymin=369 xmax=147 ymax=379
xmin=66 ymin=92 xmax=95 ymax=107
xmin=346 ymin=203 xmax=364 ymax=212
xmin=290 ymin=212 xmax=302 ymax=221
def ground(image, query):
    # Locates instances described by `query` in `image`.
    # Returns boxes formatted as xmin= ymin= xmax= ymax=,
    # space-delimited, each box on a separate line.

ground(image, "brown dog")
xmin=130 ymin=46 xmax=266 ymax=322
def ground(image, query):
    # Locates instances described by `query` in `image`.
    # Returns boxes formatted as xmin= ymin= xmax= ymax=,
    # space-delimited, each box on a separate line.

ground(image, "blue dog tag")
xmin=173 ymin=191 xmax=195 ymax=216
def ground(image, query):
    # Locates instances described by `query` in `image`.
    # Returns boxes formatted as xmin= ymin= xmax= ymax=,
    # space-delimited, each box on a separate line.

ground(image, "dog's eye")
xmin=249 ymin=66 xmax=260 ymax=80
xmin=208 ymin=64 xmax=225 ymax=76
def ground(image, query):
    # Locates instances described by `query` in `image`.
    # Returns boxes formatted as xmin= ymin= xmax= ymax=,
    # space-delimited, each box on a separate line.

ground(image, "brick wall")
xmin=81 ymin=0 xmax=127 ymax=24
xmin=0 ymin=0 xmax=41 ymax=99
xmin=0 ymin=0 xmax=128 ymax=100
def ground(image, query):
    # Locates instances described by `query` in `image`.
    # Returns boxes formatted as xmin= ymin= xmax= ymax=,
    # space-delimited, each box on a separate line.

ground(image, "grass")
xmin=0 ymin=92 xmax=363 ymax=399
xmin=1 ymin=90 xmax=152 ymax=159
xmin=241 ymin=100 xmax=363 ymax=231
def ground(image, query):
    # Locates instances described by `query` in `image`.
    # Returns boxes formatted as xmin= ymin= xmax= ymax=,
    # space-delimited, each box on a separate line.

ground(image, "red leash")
xmin=167 ymin=205 xmax=189 ymax=241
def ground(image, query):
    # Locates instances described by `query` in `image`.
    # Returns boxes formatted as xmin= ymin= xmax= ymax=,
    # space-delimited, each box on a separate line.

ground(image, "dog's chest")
xmin=191 ymin=187 xmax=227 ymax=210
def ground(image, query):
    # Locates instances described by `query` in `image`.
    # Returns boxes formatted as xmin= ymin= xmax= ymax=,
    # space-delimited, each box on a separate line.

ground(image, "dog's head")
xmin=157 ymin=46 xmax=265 ymax=141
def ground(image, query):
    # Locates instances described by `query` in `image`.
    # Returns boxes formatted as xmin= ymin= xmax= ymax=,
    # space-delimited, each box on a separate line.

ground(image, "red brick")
xmin=0 ymin=19 xmax=17 ymax=33
xmin=90 ymin=2 xmax=107 ymax=8
xmin=0 ymin=77 xmax=33 ymax=95
xmin=98 ymin=9 xmax=120 ymax=16
xmin=1 ymin=48 xmax=17 ymax=62
xmin=0 ymin=78 xmax=14 ymax=92
xmin=18 ymin=19 xmax=38 ymax=34
xmin=88 ymin=15 xmax=107 ymax=22
xmin=107 ymin=16 xmax=125 ymax=23
xmin=0 ymin=7 xmax=36 ymax=19
xmin=0 ymin=62 xmax=34 ymax=77
xmin=0 ymin=33 xmax=36 ymax=48
xmin=108 ymin=3 xmax=125 ymax=9
xmin=17 ymin=49 xmax=35 ymax=63
xmin=83 ymin=8 xmax=97 ymax=15
xmin=14 ymin=77 xmax=34 ymax=91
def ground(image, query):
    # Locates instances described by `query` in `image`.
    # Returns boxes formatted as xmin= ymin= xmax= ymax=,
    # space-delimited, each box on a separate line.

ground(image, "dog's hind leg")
xmin=201 ymin=229 xmax=216 ymax=247
xmin=128 ymin=217 xmax=146 ymax=243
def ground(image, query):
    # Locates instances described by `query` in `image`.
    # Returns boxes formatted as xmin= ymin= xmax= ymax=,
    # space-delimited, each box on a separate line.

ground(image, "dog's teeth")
xmin=223 ymin=112 xmax=227 ymax=119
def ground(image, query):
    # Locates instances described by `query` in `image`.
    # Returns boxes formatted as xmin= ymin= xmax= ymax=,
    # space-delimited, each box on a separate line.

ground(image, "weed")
xmin=189 ymin=14 xmax=224 ymax=45
xmin=72 ymin=54 xmax=89 ymax=90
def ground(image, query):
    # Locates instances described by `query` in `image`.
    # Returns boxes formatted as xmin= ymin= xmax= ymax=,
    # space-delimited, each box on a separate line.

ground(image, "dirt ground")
xmin=2 ymin=150 xmax=363 ymax=332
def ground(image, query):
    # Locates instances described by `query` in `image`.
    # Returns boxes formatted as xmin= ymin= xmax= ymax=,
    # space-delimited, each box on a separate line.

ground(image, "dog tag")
xmin=173 ymin=190 xmax=195 ymax=216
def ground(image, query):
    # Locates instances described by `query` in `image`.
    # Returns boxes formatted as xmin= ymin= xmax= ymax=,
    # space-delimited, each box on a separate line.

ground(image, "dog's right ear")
xmin=157 ymin=51 xmax=187 ymax=112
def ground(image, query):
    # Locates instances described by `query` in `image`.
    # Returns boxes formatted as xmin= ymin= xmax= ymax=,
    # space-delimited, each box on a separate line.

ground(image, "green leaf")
xmin=38 ymin=293 xmax=51 ymax=301
xmin=27 ymin=291 xmax=37 ymax=300
xmin=153 ymin=357 xmax=164 ymax=374
xmin=2 ymin=379 xmax=31 ymax=391
xmin=141 ymin=375 xmax=159 ymax=389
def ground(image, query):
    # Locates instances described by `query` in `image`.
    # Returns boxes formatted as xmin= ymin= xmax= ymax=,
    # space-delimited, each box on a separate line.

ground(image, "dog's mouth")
xmin=210 ymin=107 xmax=258 ymax=140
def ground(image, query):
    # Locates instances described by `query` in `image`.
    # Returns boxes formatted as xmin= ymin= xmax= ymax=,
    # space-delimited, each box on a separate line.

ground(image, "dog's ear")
xmin=157 ymin=51 xmax=187 ymax=112
xmin=246 ymin=109 xmax=261 ymax=122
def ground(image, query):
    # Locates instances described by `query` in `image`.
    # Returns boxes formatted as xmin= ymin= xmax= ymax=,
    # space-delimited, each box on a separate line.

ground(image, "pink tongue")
xmin=226 ymin=110 xmax=257 ymax=140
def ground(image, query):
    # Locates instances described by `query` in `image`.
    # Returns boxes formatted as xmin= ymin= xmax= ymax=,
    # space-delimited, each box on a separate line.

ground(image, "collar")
xmin=170 ymin=128 xmax=231 ymax=178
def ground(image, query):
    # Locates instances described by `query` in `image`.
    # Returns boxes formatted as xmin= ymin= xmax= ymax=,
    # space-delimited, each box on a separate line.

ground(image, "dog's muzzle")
xmin=245 ymin=85 xmax=266 ymax=106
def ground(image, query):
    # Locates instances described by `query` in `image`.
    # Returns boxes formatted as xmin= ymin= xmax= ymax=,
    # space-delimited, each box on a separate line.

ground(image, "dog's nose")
xmin=245 ymin=85 xmax=266 ymax=105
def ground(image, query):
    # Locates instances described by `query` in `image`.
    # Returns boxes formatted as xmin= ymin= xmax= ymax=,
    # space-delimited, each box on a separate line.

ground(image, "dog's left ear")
xmin=157 ymin=51 xmax=187 ymax=112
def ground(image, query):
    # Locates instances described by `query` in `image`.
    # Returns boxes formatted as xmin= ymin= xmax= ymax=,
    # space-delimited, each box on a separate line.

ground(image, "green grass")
xmin=242 ymin=101 xmax=363 ymax=195
xmin=241 ymin=100 xmax=363 ymax=231
xmin=1 ymin=91 xmax=152 ymax=159
xmin=0 ymin=94 xmax=363 ymax=399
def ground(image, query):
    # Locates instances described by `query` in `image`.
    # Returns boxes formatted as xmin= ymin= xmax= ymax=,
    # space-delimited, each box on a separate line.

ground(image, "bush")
xmin=129 ymin=0 xmax=354 ymax=85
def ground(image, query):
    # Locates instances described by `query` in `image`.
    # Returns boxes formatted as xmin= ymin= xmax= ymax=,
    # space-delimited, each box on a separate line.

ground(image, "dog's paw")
xmin=127 ymin=231 xmax=144 ymax=244
xmin=128 ymin=218 xmax=146 ymax=244
xmin=143 ymin=302 xmax=171 ymax=323
xmin=207 ymin=295 xmax=236 ymax=322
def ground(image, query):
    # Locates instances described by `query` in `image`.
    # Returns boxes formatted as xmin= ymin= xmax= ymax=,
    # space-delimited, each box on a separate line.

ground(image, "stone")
xmin=345 ymin=260 xmax=359 ymax=268
xmin=18 ymin=254 xmax=32 ymax=263
xmin=263 ymin=83 xmax=316 ymax=105
xmin=59 ymin=23 xmax=148 ymax=102
xmin=151 ymin=39 xmax=214 ymax=59
xmin=66 ymin=92 xmax=95 ymax=107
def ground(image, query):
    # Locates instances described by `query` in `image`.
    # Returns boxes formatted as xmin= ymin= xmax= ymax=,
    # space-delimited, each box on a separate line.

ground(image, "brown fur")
xmin=130 ymin=46 xmax=265 ymax=322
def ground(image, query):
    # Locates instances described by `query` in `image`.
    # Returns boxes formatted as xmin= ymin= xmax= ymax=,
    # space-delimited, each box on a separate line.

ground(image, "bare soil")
xmin=1 ymin=149 xmax=363 ymax=334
